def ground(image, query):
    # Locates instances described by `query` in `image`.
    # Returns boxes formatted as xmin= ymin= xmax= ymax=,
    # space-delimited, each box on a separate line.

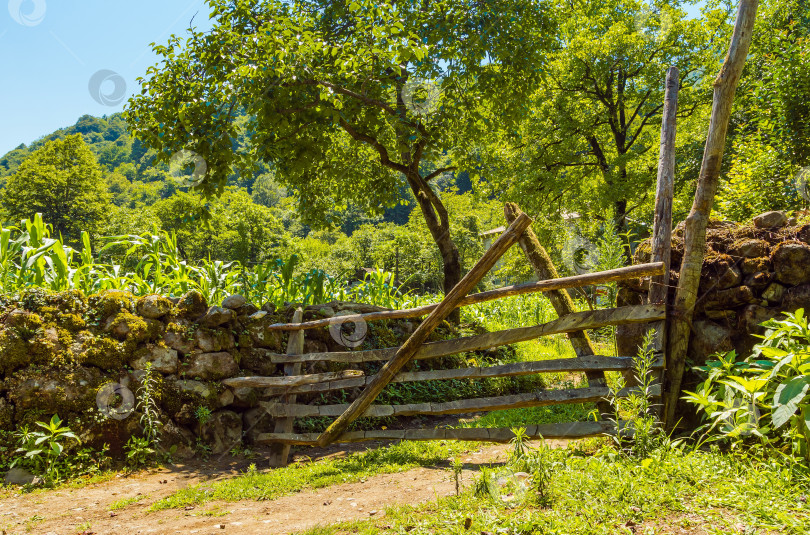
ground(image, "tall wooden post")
xmin=664 ymin=0 xmax=759 ymax=429
xmin=649 ymin=67 xmax=678 ymax=414
xmin=268 ymin=308 xmax=305 ymax=467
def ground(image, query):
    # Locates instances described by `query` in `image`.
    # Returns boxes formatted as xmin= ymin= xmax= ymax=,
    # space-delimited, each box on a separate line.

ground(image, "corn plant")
xmin=0 ymin=214 xmax=410 ymax=310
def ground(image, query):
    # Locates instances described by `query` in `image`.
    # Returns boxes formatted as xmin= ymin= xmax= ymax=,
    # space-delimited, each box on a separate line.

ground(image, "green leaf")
xmin=772 ymin=376 xmax=810 ymax=428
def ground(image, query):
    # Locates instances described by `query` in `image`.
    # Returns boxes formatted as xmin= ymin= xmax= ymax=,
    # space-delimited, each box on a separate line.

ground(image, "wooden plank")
xmin=261 ymin=356 xmax=665 ymax=396
xmin=505 ymin=201 xmax=610 ymax=417
xmin=270 ymin=304 xmax=666 ymax=364
xmin=257 ymin=421 xmax=624 ymax=446
xmin=223 ymin=370 xmax=364 ymax=389
xmin=261 ymin=385 xmax=661 ymax=419
xmin=267 ymin=308 xmax=304 ymax=467
xmin=265 ymin=263 xmax=665 ymax=332
xmin=665 ymin=0 xmax=759 ymax=430
xmin=316 ymin=214 xmax=534 ymax=446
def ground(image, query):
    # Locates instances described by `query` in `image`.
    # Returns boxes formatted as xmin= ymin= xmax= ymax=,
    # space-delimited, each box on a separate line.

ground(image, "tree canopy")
xmin=478 ymin=0 xmax=726 ymax=236
xmin=2 ymin=135 xmax=111 ymax=241
xmin=126 ymin=0 xmax=552 ymax=293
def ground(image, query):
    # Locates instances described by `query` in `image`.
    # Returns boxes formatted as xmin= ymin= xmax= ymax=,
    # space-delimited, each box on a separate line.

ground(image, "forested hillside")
xmin=0 ymin=112 xmax=496 ymax=292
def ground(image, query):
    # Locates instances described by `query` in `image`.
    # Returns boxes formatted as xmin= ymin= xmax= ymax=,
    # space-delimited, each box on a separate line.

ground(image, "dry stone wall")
xmin=0 ymin=289 xmax=423 ymax=459
xmin=619 ymin=209 xmax=810 ymax=370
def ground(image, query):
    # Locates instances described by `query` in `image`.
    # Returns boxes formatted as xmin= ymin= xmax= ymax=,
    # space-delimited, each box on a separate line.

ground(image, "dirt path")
xmin=0 ymin=442 xmax=520 ymax=535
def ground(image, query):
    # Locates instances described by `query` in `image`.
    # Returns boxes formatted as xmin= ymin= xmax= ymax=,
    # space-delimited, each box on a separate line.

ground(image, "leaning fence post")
xmin=268 ymin=307 xmax=305 ymax=467
xmin=316 ymin=213 xmax=533 ymax=446
xmin=665 ymin=0 xmax=759 ymax=430
xmin=504 ymin=202 xmax=611 ymax=418
xmin=649 ymin=66 xmax=679 ymax=417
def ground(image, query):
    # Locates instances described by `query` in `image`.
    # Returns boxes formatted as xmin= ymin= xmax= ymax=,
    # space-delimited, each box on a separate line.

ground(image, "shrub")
xmin=684 ymin=309 xmax=810 ymax=460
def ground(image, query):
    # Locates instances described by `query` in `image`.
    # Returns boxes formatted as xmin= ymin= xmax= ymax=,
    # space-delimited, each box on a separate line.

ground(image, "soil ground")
xmin=0 ymin=441 xmax=517 ymax=535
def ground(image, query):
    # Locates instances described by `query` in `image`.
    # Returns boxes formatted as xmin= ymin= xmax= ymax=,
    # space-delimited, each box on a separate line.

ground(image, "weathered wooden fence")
xmin=225 ymin=229 xmax=670 ymax=465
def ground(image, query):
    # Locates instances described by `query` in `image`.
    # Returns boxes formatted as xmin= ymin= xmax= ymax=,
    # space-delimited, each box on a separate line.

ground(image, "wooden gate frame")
xmin=230 ymin=260 xmax=670 ymax=465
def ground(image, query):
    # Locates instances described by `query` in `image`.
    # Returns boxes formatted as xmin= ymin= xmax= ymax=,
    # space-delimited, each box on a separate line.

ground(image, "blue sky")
xmin=0 ymin=0 xmax=214 ymax=155
xmin=0 ymin=1 xmax=707 ymax=157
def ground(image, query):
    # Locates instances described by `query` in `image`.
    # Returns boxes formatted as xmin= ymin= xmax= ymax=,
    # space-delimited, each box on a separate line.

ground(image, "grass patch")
xmin=298 ymin=445 xmax=810 ymax=535
xmin=460 ymin=403 xmax=596 ymax=429
xmin=149 ymin=439 xmax=468 ymax=512
xmin=108 ymin=493 xmax=149 ymax=510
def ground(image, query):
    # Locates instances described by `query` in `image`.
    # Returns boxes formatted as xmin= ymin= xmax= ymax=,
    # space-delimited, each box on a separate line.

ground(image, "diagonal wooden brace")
xmin=315 ymin=212 xmax=533 ymax=446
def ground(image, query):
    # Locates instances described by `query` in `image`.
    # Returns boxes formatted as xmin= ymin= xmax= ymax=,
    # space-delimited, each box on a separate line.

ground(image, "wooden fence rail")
xmin=267 ymin=304 xmax=665 ymax=365
xmin=259 ymin=385 xmax=661 ymax=419
xmin=266 ymin=262 xmax=665 ymax=332
xmin=245 ymin=355 xmax=664 ymax=396
xmin=258 ymin=421 xmax=629 ymax=446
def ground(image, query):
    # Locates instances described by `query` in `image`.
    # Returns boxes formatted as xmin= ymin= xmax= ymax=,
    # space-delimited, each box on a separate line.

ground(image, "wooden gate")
xmin=224 ymin=217 xmax=671 ymax=465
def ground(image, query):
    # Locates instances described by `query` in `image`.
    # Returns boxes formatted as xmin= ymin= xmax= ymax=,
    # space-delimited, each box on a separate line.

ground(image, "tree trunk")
xmin=614 ymin=198 xmax=632 ymax=264
xmin=405 ymin=170 xmax=463 ymax=320
xmin=664 ymin=0 xmax=759 ymax=430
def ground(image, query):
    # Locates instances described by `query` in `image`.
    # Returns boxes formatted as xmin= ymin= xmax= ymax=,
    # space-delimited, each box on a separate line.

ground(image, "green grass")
xmin=108 ymin=493 xmax=149 ymax=510
xmin=297 ymin=445 xmax=810 ymax=535
xmin=149 ymin=439 xmax=469 ymax=512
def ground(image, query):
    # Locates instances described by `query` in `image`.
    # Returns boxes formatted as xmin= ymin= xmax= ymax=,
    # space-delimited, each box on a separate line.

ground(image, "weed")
xmin=124 ymin=436 xmax=155 ymax=468
xmin=11 ymin=415 xmax=80 ymax=485
xmin=108 ymin=494 xmax=148 ymax=510
xmin=195 ymin=406 xmax=212 ymax=425
xmin=607 ymin=330 xmax=663 ymax=458
xmin=137 ymin=362 xmax=162 ymax=453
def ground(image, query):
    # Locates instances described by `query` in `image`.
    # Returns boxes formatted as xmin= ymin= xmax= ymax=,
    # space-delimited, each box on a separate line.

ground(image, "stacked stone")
xmin=619 ymin=210 xmax=810 ymax=364
xmin=0 ymin=289 xmax=408 ymax=458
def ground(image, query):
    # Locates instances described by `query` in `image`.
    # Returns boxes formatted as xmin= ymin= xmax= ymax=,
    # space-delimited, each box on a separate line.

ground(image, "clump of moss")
xmin=0 ymin=329 xmax=36 ymax=374
xmin=81 ymin=335 xmax=126 ymax=370
xmin=57 ymin=312 xmax=86 ymax=331
xmin=88 ymin=290 xmax=137 ymax=321
xmin=105 ymin=311 xmax=149 ymax=342
xmin=174 ymin=290 xmax=208 ymax=320
xmin=4 ymin=310 xmax=44 ymax=337
xmin=143 ymin=318 xmax=165 ymax=341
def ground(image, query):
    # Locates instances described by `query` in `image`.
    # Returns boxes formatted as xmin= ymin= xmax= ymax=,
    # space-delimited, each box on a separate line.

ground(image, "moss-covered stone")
xmin=57 ymin=312 xmax=86 ymax=331
xmin=6 ymin=366 xmax=104 ymax=415
xmin=136 ymin=294 xmax=173 ymax=319
xmin=81 ymin=335 xmax=127 ymax=370
xmin=4 ymin=309 xmax=44 ymax=333
xmin=174 ymin=290 xmax=208 ymax=320
xmin=160 ymin=376 xmax=220 ymax=422
xmin=88 ymin=290 xmax=136 ymax=321
xmin=104 ymin=311 xmax=149 ymax=342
